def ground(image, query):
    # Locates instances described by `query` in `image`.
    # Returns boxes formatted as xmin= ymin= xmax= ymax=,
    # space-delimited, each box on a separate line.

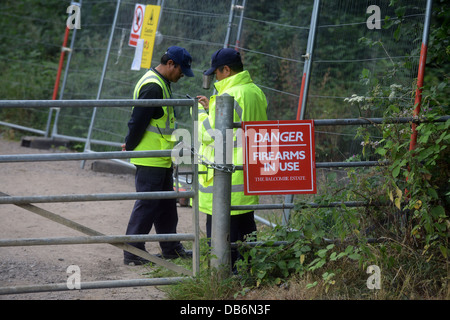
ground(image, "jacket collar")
xmin=214 ymin=70 xmax=252 ymax=94
xmin=151 ymin=68 xmax=171 ymax=87
xmin=151 ymin=67 xmax=172 ymax=96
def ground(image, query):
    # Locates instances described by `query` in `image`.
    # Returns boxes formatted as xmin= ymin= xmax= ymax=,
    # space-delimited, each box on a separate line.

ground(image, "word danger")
xmin=254 ymin=131 xmax=303 ymax=143
xmin=251 ymin=130 xmax=306 ymax=173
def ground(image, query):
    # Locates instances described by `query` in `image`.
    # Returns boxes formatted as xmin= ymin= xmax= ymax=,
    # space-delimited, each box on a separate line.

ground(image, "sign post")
xmin=242 ymin=120 xmax=316 ymax=195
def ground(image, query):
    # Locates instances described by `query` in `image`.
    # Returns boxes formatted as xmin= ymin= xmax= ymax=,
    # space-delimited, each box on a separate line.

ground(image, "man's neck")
xmin=154 ymin=65 xmax=170 ymax=83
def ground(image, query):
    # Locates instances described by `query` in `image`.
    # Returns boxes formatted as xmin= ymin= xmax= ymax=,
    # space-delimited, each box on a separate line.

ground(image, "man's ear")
xmin=223 ymin=65 xmax=232 ymax=77
xmin=167 ymin=59 xmax=176 ymax=68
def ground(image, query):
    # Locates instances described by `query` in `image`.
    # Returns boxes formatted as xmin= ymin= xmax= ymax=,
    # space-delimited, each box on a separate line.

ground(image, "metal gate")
xmin=0 ymin=97 xmax=200 ymax=295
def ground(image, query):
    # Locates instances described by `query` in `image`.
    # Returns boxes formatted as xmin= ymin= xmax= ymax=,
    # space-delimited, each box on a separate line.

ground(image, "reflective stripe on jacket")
xmin=130 ymin=69 xmax=176 ymax=168
xmin=198 ymin=70 xmax=268 ymax=215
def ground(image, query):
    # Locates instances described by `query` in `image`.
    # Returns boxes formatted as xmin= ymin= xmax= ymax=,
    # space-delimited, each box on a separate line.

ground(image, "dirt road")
xmin=0 ymin=137 xmax=204 ymax=300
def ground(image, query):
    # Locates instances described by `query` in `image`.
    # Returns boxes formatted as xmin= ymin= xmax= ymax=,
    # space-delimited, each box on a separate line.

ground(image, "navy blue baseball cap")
xmin=166 ymin=46 xmax=194 ymax=77
xmin=204 ymin=48 xmax=242 ymax=75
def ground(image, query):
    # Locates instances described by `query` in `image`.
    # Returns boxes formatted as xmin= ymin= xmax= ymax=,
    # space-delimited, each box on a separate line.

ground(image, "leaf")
xmin=348 ymin=253 xmax=361 ymax=261
xmin=277 ymin=260 xmax=286 ymax=270
xmin=345 ymin=245 xmax=354 ymax=254
xmin=414 ymin=200 xmax=422 ymax=209
xmin=392 ymin=165 xmax=401 ymax=178
xmin=300 ymin=254 xmax=305 ymax=265
xmin=394 ymin=197 xmax=401 ymax=210
xmin=394 ymin=25 xmax=401 ymax=41
xmin=431 ymin=205 xmax=446 ymax=218
xmin=317 ymin=249 xmax=328 ymax=258
xmin=396 ymin=188 xmax=402 ymax=199
xmin=361 ymin=68 xmax=370 ymax=78
xmin=393 ymin=188 xmax=402 ymax=209
xmin=257 ymin=270 xmax=267 ymax=280
xmin=439 ymin=245 xmax=448 ymax=259
xmin=427 ymin=188 xmax=438 ymax=199
xmin=376 ymin=147 xmax=387 ymax=156
xmin=301 ymin=245 xmax=311 ymax=253
xmin=337 ymin=252 xmax=347 ymax=259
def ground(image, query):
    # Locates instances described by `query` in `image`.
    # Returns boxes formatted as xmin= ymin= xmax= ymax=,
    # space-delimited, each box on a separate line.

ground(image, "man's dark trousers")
xmin=124 ymin=165 xmax=182 ymax=259
xmin=206 ymin=211 xmax=257 ymax=270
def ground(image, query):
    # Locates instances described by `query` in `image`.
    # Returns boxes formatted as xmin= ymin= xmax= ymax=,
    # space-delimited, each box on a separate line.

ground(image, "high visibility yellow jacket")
xmin=130 ymin=69 xmax=175 ymax=168
xmin=198 ymin=70 xmax=268 ymax=215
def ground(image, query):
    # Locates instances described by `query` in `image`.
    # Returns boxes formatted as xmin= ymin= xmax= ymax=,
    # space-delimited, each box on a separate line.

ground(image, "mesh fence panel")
xmin=58 ymin=0 xmax=238 ymax=151
xmin=307 ymin=0 xmax=426 ymax=160
xmin=1 ymin=0 xmax=427 ymax=161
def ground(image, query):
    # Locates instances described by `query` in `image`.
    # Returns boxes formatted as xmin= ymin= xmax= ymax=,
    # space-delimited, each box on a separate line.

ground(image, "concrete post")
xmin=211 ymin=95 xmax=234 ymax=276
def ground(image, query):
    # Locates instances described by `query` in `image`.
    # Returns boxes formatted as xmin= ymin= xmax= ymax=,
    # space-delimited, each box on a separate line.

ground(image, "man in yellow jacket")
xmin=196 ymin=48 xmax=268 ymax=270
xmin=123 ymin=46 xmax=194 ymax=265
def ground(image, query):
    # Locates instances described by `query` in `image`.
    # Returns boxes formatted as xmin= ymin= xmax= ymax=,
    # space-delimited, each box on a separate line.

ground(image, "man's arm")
xmin=124 ymin=83 xmax=164 ymax=151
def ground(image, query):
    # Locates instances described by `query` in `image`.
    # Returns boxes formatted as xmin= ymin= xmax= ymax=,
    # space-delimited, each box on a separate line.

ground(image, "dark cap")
xmin=204 ymin=48 xmax=242 ymax=75
xmin=166 ymin=46 xmax=194 ymax=77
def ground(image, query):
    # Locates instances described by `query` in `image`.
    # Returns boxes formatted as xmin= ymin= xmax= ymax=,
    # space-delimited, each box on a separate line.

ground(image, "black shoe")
xmin=158 ymin=248 xmax=193 ymax=259
xmin=123 ymin=255 xmax=151 ymax=266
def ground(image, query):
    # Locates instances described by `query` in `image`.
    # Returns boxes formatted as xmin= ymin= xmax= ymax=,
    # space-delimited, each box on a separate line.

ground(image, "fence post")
xmin=210 ymin=95 xmax=234 ymax=276
xmin=283 ymin=0 xmax=321 ymax=227
xmin=409 ymin=0 xmax=432 ymax=152
xmin=191 ymin=98 xmax=200 ymax=276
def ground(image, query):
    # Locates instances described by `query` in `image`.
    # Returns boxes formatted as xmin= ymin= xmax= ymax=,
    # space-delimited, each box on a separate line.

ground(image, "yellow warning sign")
xmin=140 ymin=5 xmax=160 ymax=69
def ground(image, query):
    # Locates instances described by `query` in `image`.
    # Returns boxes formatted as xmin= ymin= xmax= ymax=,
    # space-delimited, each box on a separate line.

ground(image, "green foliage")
xmin=234 ymin=222 xmax=364 ymax=292
xmin=375 ymin=112 xmax=450 ymax=248
xmin=235 ymin=228 xmax=310 ymax=288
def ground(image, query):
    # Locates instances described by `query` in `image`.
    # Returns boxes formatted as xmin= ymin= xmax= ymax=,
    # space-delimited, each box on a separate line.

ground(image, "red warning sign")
xmin=242 ymin=120 xmax=316 ymax=195
xmin=129 ymin=4 xmax=145 ymax=47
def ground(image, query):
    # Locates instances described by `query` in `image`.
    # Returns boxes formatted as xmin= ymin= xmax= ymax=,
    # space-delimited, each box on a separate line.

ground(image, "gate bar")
xmin=0 ymin=234 xmax=195 ymax=247
xmin=232 ymin=116 xmax=449 ymax=128
xmin=0 ymin=150 xmax=171 ymax=163
xmin=0 ymin=191 xmax=194 ymax=205
xmin=0 ymin=277 xmax=186 ymax=295
xmin=230 ymin=200 xmax=387 ymax=211
xmin=0 ymin=98 xmax=194 ymax=109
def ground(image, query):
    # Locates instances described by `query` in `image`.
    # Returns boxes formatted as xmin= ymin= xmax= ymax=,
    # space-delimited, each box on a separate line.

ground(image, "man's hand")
xmin=121 ymin=143 xmax=126 ymax=151
xmin=196 ymin=95 xmax=209 ymax=110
